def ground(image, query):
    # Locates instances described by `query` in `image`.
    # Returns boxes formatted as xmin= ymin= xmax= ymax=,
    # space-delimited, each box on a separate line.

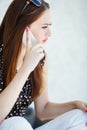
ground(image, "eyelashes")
xmin=42 ymin=26 xmax=48 ymax=29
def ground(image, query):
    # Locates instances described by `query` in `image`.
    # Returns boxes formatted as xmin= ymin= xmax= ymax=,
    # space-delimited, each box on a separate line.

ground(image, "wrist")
xmin=18 ymin=64 xmax=32 ymax=78
xmin=21 ymin=63 xmax=33 ymax=73
xmin=72 ymin=100 xmax=79 ymax=109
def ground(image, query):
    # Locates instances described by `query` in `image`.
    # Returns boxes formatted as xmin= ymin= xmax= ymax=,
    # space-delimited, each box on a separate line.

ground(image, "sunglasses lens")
xmin=31 ymin=0 xmax=41 ymax=7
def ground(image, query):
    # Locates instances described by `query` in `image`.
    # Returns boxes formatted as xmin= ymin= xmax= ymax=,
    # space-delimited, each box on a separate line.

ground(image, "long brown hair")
xmin=0 ymin=0 xmax=50 ymax=99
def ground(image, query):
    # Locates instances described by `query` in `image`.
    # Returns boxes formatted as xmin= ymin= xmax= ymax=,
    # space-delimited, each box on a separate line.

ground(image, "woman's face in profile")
xmin=30 ymin=9 xmax=52 ymax=44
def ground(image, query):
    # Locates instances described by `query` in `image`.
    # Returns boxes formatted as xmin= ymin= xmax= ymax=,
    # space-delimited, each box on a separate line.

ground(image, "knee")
xmin=0 ymin=116 xmax=33 ymax=130
xmin=71 ymin=109 xmax=86 ymax=119
xmin=68 ymin=109 xmax=86 ymax=125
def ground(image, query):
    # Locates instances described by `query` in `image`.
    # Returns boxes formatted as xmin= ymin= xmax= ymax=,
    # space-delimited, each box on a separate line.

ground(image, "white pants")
xmin=0 ymin=109 xmax=87 ymax=130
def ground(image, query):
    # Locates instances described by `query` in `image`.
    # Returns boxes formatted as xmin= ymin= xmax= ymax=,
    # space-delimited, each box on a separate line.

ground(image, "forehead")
xmin=32 ymin=9 xmax=52 ymax=25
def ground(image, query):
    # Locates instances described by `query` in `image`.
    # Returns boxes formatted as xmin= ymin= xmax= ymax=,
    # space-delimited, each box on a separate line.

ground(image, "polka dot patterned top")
xmin=0 ymin=42 xmax=46 ymax=119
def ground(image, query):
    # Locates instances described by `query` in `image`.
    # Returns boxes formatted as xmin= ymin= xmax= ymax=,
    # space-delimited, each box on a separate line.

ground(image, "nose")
xmin=47 ymin=27 xmax=52 ymax=37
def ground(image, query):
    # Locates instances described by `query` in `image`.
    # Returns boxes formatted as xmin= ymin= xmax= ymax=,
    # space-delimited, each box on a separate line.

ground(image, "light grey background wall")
xmin=0 ymin=0 xmax=87 ymax=103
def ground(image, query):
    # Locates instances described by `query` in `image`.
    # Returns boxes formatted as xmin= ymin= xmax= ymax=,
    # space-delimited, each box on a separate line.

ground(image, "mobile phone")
xmin=22 ymin=27 xmax=38 ymax=46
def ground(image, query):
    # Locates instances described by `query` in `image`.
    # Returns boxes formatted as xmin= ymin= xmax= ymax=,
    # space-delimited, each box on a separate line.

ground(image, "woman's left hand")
xmin=75 ymin=100 xmax=87 ymax=112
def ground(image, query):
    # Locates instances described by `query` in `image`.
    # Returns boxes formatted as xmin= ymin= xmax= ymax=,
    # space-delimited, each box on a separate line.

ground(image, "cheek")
xmin=33 ymin=31 xmax=44 ymax=41
xmin=30 ymin=26 xmax=45 ymax=42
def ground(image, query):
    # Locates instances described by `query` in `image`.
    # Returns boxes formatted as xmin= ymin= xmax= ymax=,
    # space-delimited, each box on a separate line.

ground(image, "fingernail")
xmin=85 ymin=110 xmax=87 ymax=113
xmin=26 ymin=27 xmax=29 ymax=32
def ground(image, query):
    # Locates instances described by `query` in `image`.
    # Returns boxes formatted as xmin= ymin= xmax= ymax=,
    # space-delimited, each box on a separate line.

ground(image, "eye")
xmin=42 ymin=26 xmax=48 ymax=29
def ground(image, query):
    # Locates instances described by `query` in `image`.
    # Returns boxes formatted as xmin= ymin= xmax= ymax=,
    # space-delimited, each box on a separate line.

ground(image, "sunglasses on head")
xmin=21 ymin=0 xmax=41 ymax=14
xmin=30 ymin=0 xmax=41 ymax=7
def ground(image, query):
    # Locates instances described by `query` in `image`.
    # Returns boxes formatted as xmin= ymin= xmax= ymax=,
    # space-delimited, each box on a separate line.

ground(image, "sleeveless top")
xmin=0 ymin=42 xmax=45 ymax=119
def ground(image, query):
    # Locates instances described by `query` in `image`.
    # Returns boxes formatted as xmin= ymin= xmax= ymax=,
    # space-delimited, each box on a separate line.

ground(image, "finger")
xmin=81 ymin=104 xmax=87 ymax=112
xmin=39 ymin=52 xmax=45 ymax=60
xmin=37 ymin=48 xmax=44 ymax=53
xmin=85 ymin=122 xmax=87 ymax=126
xmin=26 ymin=26 xmax=32 ymax=49
xmin=32 ymin=44 xmax=44 ymax=51
xmin=85 ymin=103 xmax=87 ymax=107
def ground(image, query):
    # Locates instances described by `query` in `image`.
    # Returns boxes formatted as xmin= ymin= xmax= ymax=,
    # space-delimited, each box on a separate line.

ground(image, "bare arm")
xmin=0 ymin=65 xmax=31 ymax=122
xmin=34 ymin=54 xmax=87 ymax=121
xmin=0 ymin=42 xmax=44 ymax=122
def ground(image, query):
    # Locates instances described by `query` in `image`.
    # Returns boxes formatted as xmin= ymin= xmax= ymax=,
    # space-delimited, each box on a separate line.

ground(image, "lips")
xmin=42 ymin=39 xmax=48 ymax=43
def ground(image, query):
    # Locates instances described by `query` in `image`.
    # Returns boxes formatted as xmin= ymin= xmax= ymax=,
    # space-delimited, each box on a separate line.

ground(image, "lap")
xmin=0 ymin=109 xmax=87 ymax=130
xmin=0 ymin=116 xmax=33 ymax=130
xmin=35 ymin=109 xmax=87 ymax=130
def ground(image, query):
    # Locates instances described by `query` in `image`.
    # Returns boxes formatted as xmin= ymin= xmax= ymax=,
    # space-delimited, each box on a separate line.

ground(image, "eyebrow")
xmin=42 ymin=23 xmax=52 ymax=26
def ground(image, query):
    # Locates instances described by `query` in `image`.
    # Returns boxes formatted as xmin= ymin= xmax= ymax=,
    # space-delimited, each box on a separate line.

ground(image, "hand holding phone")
xmin=22 ymin=27 xmax=38 ymax=46
xmin=22 ymin=27 xmax=45 ymax=72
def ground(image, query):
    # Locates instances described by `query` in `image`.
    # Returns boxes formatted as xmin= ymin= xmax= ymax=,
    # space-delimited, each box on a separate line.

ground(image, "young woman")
xmin=0 ymin=0 xmax=87 ymax=129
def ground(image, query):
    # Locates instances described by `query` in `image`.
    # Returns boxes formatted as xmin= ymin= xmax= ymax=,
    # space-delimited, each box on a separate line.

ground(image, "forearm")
xmin=39 ymin=101 xmax=77 ymax=120
xmin=0 ymin=65 xmax=31 ymax=122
